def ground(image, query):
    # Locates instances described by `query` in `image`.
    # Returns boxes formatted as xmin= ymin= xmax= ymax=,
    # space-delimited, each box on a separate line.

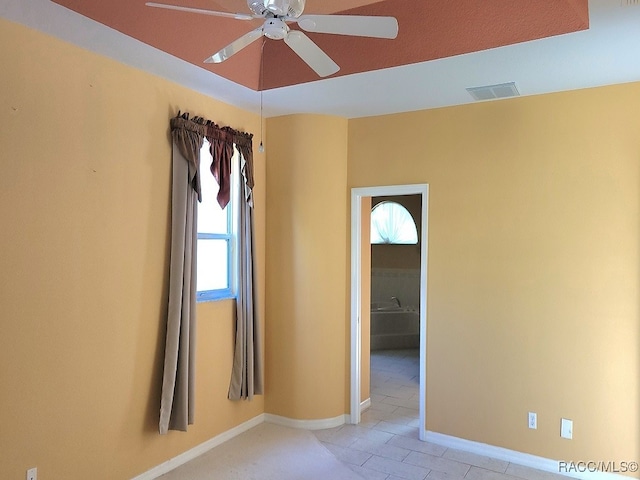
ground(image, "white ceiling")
xmin=2 ymin=0 xmax=640 ymax=118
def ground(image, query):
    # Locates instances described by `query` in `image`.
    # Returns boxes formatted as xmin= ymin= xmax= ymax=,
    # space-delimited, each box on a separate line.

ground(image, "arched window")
xmin=370 ymin=201 xmax=418 ymax=244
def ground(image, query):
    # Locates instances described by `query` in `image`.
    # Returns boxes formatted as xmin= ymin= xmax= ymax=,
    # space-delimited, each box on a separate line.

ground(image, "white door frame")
xmin=350 ymin=184 xmax=429 ymax=441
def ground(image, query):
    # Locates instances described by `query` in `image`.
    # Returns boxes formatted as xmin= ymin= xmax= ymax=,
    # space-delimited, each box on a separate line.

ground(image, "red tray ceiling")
xmin=52 ymin=0 xmax=589 ymax=90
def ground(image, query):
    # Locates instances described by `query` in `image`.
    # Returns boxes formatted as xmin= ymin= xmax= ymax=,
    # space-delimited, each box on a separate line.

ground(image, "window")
xmin=370 ymin=201 xmax=418 ymax=244
xmin=196 ymin=139 xmax=238 ymax=301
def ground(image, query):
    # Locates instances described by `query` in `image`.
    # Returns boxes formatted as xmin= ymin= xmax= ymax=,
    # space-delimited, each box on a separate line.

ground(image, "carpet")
xmin=158 ymin=423 xmax=364 ymax=480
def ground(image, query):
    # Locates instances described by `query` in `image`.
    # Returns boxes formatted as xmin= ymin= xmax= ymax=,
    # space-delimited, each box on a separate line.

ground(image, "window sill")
xmin=197 ymin=290 xmax=235 ymax=303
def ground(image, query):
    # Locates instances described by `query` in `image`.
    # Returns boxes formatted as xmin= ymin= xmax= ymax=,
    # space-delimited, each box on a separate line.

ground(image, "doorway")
xmin=350 ymin=184 xmax=428 ymax=441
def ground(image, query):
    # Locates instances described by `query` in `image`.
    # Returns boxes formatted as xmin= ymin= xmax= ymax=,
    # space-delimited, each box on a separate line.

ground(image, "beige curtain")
xmin=228 ymin=133 xmax=263 ymax=400
xmin=159 ymin=115 xmax=204 ymax=434
xmin=159 ymin=114 xmax=262 ymax=435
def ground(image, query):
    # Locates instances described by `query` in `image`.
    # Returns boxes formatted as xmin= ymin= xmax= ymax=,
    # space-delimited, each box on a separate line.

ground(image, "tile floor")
xmin=313 ymin=349 xmax=564 ymax=480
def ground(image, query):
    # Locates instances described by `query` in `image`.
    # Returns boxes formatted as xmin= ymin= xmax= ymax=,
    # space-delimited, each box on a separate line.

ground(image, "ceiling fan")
xmin=146 ymin=0 xmax=399 ymax=77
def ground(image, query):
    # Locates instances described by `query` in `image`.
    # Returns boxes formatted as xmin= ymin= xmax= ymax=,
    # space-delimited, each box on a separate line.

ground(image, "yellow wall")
xmin=264 ymin=114 xmax=349 ymax=419
xmin=0 ymin=19 xmax=265 ymax=480
xmin=349 ymin=83 xmax=640 ymax=471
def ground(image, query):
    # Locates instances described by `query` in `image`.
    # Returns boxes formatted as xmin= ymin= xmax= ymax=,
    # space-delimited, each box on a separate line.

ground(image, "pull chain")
xmin=259 ymin=38 xmax=265 ymax=153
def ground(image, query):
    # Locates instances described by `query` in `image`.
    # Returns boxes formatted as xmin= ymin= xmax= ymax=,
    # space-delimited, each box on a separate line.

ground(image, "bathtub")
xmin=370 ymin=305 xmax=419 ymax=351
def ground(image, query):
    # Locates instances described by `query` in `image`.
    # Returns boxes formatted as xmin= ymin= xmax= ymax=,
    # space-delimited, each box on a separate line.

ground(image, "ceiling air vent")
xmin=466 ymin=82 xmax=520 ymax=101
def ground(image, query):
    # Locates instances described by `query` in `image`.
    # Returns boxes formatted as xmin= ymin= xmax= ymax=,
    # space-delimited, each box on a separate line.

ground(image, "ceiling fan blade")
xmin=284 ymin=30 xmax=339 ymax=77
xmin=297 ymin=15 xmax=398 ymax=39
xmin=145 ymin=2 xmax=255 ymax=21
xmin=204 ymin=27 xmax=264 ymax=63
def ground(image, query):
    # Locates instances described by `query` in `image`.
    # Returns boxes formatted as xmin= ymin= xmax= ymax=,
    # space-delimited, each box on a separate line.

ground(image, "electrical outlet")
xmin=26 ymin=467 xmax=37 ymax=480
xmin=528 ymin=412 xmax=537 ymax=429
xmin=561 ymin=418 xmax=573 ymax=439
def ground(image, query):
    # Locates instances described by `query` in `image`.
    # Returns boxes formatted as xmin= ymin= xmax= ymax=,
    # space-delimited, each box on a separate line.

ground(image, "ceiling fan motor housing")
xmin=248 ymin=0 xmax=305 ymax=18
xmin=263 ymin=18 xmax=289 ymax=39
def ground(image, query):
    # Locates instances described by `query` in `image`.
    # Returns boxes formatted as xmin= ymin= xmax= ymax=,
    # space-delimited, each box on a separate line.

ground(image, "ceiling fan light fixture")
xmin=258 ymin=0 xmax=305 ymax=18
xmin=247 ymin=1 xmax=267 ymax=16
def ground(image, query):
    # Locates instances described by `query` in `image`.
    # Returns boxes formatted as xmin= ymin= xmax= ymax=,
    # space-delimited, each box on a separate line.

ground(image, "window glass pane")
xmin=198 ymin=140 xmax=229 ymax=234
xmin=371 ymin=201 xmax=418 ymax=244
xmin=197 ymin=239 xmax=229 ymax=291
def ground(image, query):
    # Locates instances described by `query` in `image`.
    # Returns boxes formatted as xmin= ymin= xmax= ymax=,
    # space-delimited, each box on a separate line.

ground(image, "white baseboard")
xmin=360 ymin=397 xmax=371 ymax=412
xmin=264 ymin=413 xmax=349 ymax=430
xmin=131 ymin=414 xmax=265 ymax=480
xmin=426 ymin=431 xmax=630 ymax=480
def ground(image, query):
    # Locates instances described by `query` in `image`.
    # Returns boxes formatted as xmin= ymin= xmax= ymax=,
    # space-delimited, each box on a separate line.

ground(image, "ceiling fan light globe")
xmin=247 ymin=0 xmax=267 ymax=16
xmin=266 ymin=0 xmax=287 ymax=16
xmin=262 ymin=0 xmax=305 ymax=18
